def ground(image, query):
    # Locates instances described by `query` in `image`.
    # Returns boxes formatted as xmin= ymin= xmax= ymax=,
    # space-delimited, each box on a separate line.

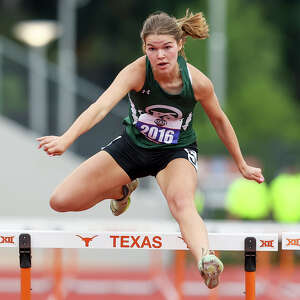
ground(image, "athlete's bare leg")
xmin=50 ymin=151 xmax=131 ymax=212
xmin=156 ymin=158 xmax=209 ymax=263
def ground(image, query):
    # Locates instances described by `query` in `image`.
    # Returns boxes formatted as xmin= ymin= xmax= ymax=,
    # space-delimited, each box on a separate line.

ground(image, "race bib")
xmin=136 ymin=113 xmax=183 ymax=144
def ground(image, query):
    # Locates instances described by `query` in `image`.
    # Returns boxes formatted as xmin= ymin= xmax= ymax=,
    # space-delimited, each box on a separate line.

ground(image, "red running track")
xmin=0 ymin=266 xmax=299 ymax=299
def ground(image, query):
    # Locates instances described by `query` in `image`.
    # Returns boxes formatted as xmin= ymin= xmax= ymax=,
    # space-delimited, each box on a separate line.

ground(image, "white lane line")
xmin=153 ymin=273 xmax=180 ymax=300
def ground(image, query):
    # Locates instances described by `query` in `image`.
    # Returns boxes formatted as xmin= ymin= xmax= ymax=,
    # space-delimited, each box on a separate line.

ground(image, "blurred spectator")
xmin=270 ymin=170 xmax=300 ymax=223
xmin=194 ymin=190 xmax=205 ymax=214
xmin=225 ymin=178 xmax=271 ymax=220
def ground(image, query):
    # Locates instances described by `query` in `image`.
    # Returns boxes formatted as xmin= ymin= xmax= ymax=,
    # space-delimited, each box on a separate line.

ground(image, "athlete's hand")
xmin=36 ymin=135 xmax=68 ymax=156
xmin=240 ymin=164 xmax=264 ymax=184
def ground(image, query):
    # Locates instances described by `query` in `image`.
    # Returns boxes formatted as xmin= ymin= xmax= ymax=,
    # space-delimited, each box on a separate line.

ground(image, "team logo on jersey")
xmin=141 ymin=89 xmax=151 ymax=95
xmin=145 ymin=105 xmax=183 ymax=124
xmin=136 ymin=105 xmax=184 ymax=144
xmin=154 ymin=118 xmax=167 ymax=127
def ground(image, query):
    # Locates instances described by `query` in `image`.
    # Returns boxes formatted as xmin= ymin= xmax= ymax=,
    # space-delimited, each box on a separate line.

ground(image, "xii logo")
xmin=0 ymin=236 xmax=15 ymax=244
xmin=260 ymin=240 xmax=274 ymax=248
xmin=286 ymin=238 xmax=300 ymax=247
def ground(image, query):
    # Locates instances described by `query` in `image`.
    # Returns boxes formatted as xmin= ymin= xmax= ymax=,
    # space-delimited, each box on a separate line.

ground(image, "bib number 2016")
xmin=140 ymin=124 xmax=178 ymax=144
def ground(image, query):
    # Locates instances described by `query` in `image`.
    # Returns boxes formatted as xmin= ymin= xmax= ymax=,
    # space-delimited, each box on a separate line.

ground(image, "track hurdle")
xmin=19 ymin=234 xmax=31 ymax=300
xmin=0 ymin=229 xmax=278 ymax=300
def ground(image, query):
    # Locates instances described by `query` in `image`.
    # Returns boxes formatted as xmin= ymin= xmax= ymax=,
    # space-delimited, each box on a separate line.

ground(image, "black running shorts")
xmin=101 ymin=131 xmax=198 ymax=181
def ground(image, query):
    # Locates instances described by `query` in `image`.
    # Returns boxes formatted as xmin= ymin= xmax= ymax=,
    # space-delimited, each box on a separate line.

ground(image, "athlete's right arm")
xmin=37 ymin=56 xmax=146 ymax=156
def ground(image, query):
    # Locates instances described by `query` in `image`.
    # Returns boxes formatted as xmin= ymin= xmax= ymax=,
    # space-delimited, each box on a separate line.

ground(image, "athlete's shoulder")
xmin=124 ymin=56 xmax=146 ymax=75
xmin=123 ymin=56 xmax=146 ymax=92
xmin=187 ymin=63 xmax=214 ymax=101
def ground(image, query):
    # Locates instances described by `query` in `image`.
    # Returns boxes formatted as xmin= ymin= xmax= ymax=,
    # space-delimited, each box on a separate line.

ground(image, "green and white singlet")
xmin=123 ymin=55 xmax=197 ymax=149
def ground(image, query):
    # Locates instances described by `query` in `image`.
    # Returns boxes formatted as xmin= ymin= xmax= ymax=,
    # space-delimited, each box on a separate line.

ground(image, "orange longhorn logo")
xmin=76 ymin=235 xmax=98 ymax=247
xmin=178 ymin=236 xmax=190 ymax=249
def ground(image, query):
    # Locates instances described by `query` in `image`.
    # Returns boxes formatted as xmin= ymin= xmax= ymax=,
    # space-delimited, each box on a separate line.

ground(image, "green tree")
xmin=260 ymin=0 xmax=300 ymax=104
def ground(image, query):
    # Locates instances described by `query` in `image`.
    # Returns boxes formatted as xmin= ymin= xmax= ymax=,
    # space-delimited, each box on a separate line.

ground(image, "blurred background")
xmin=0 ymin=0 xmax=300 ymax=299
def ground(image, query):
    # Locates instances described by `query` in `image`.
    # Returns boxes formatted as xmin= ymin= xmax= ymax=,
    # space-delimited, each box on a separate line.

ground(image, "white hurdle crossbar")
xmin=0 ymin=230 xmax=278 ymax=251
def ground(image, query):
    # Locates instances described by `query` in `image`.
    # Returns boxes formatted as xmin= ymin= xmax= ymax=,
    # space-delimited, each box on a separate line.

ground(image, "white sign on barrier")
xmin=210 ymin=233 xmax=278 ymax=251
xmin=282 ymin=232 xmax=300 ymax=250
xmin=0 ymin=230 xmax=278 ymax=251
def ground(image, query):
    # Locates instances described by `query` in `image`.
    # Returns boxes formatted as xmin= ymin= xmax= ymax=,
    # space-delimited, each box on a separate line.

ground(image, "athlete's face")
xmin=145 ymin=34 xmax=182 ymax=74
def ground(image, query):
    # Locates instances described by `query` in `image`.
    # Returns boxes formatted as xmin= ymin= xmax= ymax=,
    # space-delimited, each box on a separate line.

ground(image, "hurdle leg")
xmin=53 ymin=248 xmax=64 ymax=300
xmin=280 ymin=250 xmax=294 ymax=280
xmin=19 ymin=233 xmax=32 ymax=300
xmin=244 ymin=237 xmax=256 ymax=300
xmin=150 ymin=249 xmax=163 ymax=278
xmin=257 ymin=251 xmax=271 ymax=277
xmin=174 ymin=250 xmax=185 ymax=300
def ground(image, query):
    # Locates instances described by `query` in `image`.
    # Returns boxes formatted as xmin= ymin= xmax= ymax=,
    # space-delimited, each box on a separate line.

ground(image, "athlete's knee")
xmin=50 ymin=192 xmax=72 ymax=212
xmin=166 ymin=191 xmax=195 ymax=219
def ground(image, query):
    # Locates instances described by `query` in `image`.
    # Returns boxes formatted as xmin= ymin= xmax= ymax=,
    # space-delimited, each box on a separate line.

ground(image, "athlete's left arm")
xmin=188 ymin=64 xmax=264 ymax=183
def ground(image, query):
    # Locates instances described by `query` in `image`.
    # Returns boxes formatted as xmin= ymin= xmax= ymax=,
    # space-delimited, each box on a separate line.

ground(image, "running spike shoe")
xmin=110 ymin=179 xmax=139 ymax=216
xmin=198 ymin=253 xmax=224 ymax=289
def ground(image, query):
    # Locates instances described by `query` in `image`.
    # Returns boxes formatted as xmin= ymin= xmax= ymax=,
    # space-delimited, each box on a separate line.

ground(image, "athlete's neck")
xmin=153 ymin=63 xmax=183 ymax=95
xmin=153 ymin=63 xmax=181 ymax=85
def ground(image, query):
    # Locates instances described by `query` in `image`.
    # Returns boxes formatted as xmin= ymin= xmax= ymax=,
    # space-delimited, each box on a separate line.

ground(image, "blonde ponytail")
xmin=176 ymin=9 xmax=209 ymax=41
